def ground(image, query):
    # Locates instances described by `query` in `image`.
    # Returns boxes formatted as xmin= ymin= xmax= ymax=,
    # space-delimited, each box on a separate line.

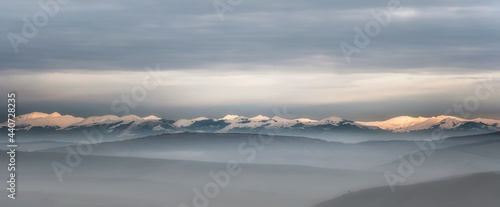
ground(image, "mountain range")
xmin=1 ymin=112 xmax=499 ymax=143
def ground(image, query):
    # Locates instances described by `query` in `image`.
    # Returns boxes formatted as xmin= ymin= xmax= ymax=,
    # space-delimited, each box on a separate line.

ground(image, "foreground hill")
xmin=315 ymin=172 xmax=500 ymax=207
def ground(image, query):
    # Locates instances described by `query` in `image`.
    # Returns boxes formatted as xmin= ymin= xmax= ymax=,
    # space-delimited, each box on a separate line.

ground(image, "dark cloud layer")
xmin=1 ymin=0 xmax=499 ymax=72
xmin=1 ymin=0 xmax=499 ymax=120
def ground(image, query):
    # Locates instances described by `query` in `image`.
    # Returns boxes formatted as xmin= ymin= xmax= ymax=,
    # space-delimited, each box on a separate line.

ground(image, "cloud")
xmin=1 ymin=0 xmax=499 ymax=120
xmin=2 ymin=69 xmax=498 ymax=106
xmin=0 ymin=0 xmax=498 ymax=72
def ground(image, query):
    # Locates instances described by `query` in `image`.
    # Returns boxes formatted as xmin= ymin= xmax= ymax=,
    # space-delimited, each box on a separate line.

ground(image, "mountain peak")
xmin=221 ymin=115 xmax=240 ymax=120
xmin=19 ymin=112 xmax=63 ymax=120
xmin=320 ymin=116 xmax=344 ymax=123
xmin=433 ymin=115 xmax=465 ymax=121
xmin=385 ymin=115 xmax=427 ymax=123
xmin=21 ymin=112 xmax=48 ymax=119
xmin=122 ymin=115 xmax=142 ymax=120
xmin=5 ymin=112 xmax=500 ymax=136
xmin=271 ymin=116 xmax=289 ymax=121
xmin=12 ymin=112 xmax=83 ymax=128
xmin=193 ymin=117 xmax=210 ymax=121
xmin=143 ymin=115 xmax=161 ymax=120
xmin=358 ymin=115 xmax=474 ymax=132
xmin=250 ymin=115 xmax=270 ymax=121
xmin=358 ymin=116 xmax=429 ymax=131
xmin=295 ymin=118 xmax=318 ymax=123
xmin=48 ymin=112 xmax=62 ymax=117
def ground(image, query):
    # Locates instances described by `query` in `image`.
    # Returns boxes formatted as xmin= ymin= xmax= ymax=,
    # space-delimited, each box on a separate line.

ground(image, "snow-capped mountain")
xmin=357 ymin=115 xmax=500 ymax=132
xmin=171 ymin=115 xmax=387 ymax=142
xmin=1 ymin=112 xmax=177 ymax=142
xmin=7 ymin=112 xmax=168 ymax=131
xmin=215 ymin=115 xmax=361 ymax=132
xmin=13 ymin=112 xmax=84 ymax=129
xmin=153 ymin=114 xmax=500 ymax=141
xmin=2 ymin=112 xmax=499 ymax=143
xmin=170 ymin=115 xmax=355 ymax=133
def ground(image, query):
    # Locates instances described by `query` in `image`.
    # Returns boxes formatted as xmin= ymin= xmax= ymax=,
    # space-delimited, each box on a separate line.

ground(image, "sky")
xmin=1 ymin=0 xmax=499 ymax=121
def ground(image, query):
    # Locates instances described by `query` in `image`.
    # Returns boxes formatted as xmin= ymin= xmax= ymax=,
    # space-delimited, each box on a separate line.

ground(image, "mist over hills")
xmin=36 ymin=132 xmax=500 ymax=171
xmin=2 ymin=113 xmax=499 ymax=207
xmin=0 ymin=149 xmax=385 ymax=207
xmin=2 ymin=112 xmax=499 ymax=143
xmin=2 ymin=131 xmax=499 ymax=207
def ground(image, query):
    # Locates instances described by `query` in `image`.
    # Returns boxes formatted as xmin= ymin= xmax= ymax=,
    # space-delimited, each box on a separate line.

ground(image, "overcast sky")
xmin=1 ymin=0 xmax=499 ymax=121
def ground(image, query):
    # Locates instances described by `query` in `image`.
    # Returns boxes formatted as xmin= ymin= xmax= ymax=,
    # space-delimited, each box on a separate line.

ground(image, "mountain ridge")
xmin=6 ymin=111 xmax=500 ymax=130
xmin=2 ymin=112 xmax=499 ymax=142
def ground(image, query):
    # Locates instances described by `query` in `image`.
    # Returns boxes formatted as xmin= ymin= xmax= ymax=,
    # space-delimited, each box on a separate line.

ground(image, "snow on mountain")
xmin=143 ymin=115 xmax=162 ymax=120
xmin=220 ymin=115 xmax=240 ymax=121
xmin=173 ymin=117 xmax=210 ymax=127
xmin=67 ymin=114 xmax=170 ymax=136
xmin=0 ymin=112 xmax=179 ymax=143
xmin=122 ymin=115 xmax=142 ymax=121
xmin=19 ymin=112 xmax=61 ymax=119
xmin=152 ymin=125 xmax=166 ymax=131
xmin=357 ymin=115 xmax=497 ymax=132
xmin=10 ymin=112 xmax=84 ymax=129
xmin=473 ymin=118 xmax=500 ymax=126
xmin=358 ymin=116 xmax=429 ymax=131
xmin=71 ymin=115 xmax=123 ymax=127
xmin=68 ymin=114 xmax=166 ymax=128
xmin=3 ymin=112 xmax=500 ymax=141
xmin=233 ymin=116 xmax=250 ymax=122
xmin=217 ymin=115 xmax=348 ymax=133
xmin=404 ymin=116 xmax=466 ymax=132
xmin=217 ymin=115 xmax=271 ymax=132
xmin=318 ymin=116 xmax=345 ymax=125
xmin=249 ymin=115 xmax=271 ymax=121
xmin=295 ymin=118 xmax=318 ymax=124
xmin=267 ymin=116 xmax=297 ymax=127
xmin=1 ymin=112 xmax=171 ymax=134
